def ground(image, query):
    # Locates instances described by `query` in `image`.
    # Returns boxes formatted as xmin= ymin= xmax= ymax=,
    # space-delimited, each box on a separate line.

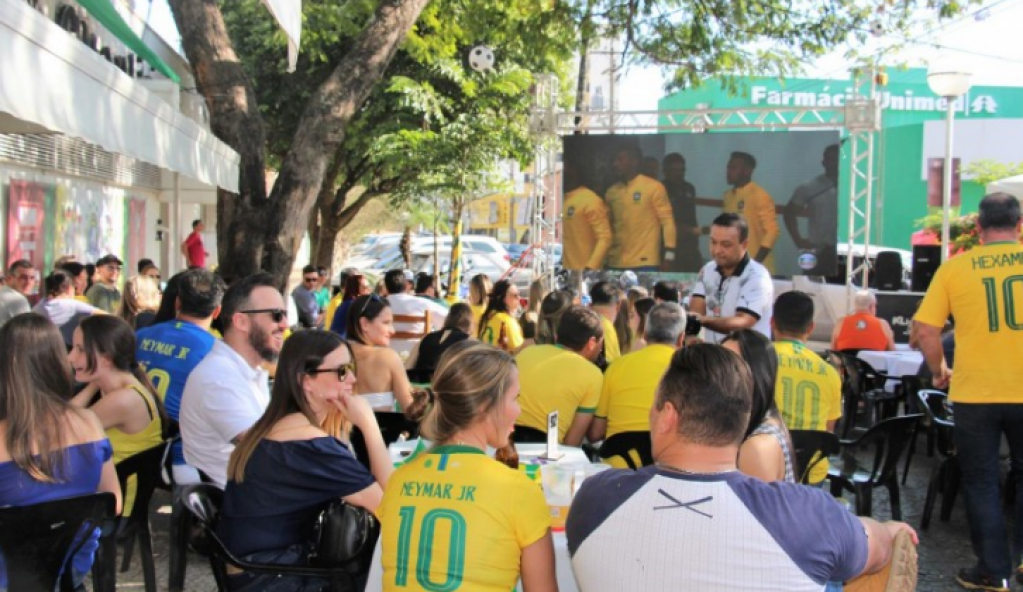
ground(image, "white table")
xmin=366 ymin=441 xmax=586 ymax=592
xmin=388 ymin=440 xmax=591 ymax=466
xmin=857 ymin=350 xmax=924 ymax=392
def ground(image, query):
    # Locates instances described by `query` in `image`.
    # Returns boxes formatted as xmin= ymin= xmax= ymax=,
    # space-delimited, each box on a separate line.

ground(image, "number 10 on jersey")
xmin=394 ymin=506 xmax=467 ymax=591
xmin=982 ymin=275 xmax=1023 ymax=332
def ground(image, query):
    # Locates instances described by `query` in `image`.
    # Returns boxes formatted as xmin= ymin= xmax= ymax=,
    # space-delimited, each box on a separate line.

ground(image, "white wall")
xmin=921 ymin=118 xmax=1023 ymax=180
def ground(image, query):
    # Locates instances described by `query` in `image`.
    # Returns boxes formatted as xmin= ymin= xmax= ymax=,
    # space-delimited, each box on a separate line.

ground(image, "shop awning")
xmin=0 ymin=1 xmax=239 ymax=192
xmin=77 ymin=0 xmax=180 ymax=84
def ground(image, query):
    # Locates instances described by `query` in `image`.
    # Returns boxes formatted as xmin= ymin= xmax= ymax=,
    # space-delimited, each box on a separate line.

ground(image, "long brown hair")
xmin=614 ymin=287 xmax=634 ymax=353
xmin=78 ymin=315 xmax=166 ymax=430
xmin=477 ymin=280 xmax=515 ymax=340
xmin=0 ymin=314 xmax=82 ymax=482
xmin=405 ymin=341 xmax=516 ymax=444
xmin=117 ymin=275 xmax=161 ymax=327
xmin=228 ymin=330 xmax=354 ymax=482
xmin=468 ymin=274 xmax=491 ymax=307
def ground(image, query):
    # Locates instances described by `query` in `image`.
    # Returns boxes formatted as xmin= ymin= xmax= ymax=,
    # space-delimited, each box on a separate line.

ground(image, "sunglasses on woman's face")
xmin=308 ymin=362 xmax=356 ymax=381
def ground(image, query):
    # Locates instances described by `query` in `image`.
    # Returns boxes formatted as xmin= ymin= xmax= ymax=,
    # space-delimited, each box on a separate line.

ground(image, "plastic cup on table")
xmin=540 ymin=464 xmax=576 ymax=531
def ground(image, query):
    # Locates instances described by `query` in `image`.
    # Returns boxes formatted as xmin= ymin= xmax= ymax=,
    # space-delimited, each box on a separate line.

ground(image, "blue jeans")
xmin=954 ymin=403 xmax=1023 ymax=579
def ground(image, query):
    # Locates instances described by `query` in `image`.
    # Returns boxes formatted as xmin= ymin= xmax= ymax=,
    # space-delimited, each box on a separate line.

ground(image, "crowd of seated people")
xmin=0 ymin=250 xmax=930 ymax=592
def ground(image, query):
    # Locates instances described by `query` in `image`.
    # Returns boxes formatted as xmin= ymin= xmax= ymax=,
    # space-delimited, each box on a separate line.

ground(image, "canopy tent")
xmin=0 ymin=1 xmax=239 ymax=192
xmin=988 ymin=174 xmax=1023 ymax=198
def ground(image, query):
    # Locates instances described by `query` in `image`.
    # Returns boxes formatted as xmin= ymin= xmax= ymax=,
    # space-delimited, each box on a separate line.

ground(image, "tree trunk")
xmin=312 ymin=184 xmax=384 ymax=272
xmin=168 ymin=0 xmax=430 ymax=289
xmin=168 ymin=0 xmax=269 ymax=281
xmin=260 ymin=0 xmax=431 ymax=289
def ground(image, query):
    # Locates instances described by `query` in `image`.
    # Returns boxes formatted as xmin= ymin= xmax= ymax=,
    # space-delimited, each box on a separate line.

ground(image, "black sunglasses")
xmin=356 ymin=293 xmax=385 ymax=318
xmin=308 ymin=362 xmax=356 ymax=381
xmin=240 ymin=308 xmax=287 ymax=323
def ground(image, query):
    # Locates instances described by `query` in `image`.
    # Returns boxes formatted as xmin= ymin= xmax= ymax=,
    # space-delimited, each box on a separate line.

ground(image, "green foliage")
xmin=962 ymin=160 xmax=1023 ymax=188
xmin=221 ymin=0 xmax=577 ymax=210
xmin=582 ymin=0 xmax=979 ymax=92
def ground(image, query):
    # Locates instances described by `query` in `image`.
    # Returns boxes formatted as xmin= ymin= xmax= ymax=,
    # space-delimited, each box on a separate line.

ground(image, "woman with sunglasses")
xmin=219 ymin=330 xmax=391 ymax=592
xmin=346 ymin=294 xmax=413 ymax=411
xmin=478 ymin=280 xmax=524 ymax=353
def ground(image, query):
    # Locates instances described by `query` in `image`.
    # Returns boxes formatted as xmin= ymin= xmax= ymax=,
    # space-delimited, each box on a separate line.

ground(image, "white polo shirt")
xmin=179 ymin=340 xmax=271 ymax=487
xmin=691 ymin=254 xmax=774 ymax=344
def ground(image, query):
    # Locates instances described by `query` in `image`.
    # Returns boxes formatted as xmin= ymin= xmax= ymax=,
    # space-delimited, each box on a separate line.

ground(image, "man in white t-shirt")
xmin=180 ymin=273 xmax=287 ymax=487
xmin=689 ymin=213 xmax=774 ymax=344
xmin=383 ymin=269 xmax=447 ymax=355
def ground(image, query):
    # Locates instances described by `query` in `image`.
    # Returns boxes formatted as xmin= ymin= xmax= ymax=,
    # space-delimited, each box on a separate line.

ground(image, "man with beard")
xmin=179 ymin=273 xmax=287 ymax=487
xmin=662 ymin=153 xmax=703 ymax=271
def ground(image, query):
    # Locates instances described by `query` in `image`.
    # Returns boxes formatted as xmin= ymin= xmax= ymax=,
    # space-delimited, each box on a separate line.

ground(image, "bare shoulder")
xmin=66 ymin=407 xmax=107 ymax=442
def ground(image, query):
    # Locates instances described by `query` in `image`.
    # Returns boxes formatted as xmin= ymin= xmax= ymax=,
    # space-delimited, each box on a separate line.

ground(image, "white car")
xmin=366 ymin=246 xmax=511 ymax=286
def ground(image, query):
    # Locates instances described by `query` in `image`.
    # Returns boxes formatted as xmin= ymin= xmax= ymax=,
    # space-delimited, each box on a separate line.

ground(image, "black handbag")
xmin=308 ymin=500 xmax=380 ymax=573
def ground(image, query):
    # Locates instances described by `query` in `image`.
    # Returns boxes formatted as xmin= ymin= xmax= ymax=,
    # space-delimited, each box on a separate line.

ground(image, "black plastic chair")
xmin=598 ymin=431 xmax=653 ymax=469
xmin=917 ymin=389 xmax=959 ymax=530
xmin=513 ymin=425 xmax=549 ymax=443
xmin=789 ymin=430 xmax=841 ymax=485
xmin=834 ymin=351 xmax=901 ymax=438
xmin=900 ymin=375 xmax=930 ymax=484
xmin=828 ymin=414 xmax=922 ymax=520
xmin=115 ymin=443 xmax=167 ymax=592
xmin=0 ymin=492 xmax=118 ymax=592
xmin=180 ymin=484 xmax=361 ymax=592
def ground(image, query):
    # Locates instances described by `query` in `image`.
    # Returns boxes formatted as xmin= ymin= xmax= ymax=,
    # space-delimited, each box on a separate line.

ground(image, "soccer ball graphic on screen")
xmin=469 ymin=46 xmax=495 ymax=72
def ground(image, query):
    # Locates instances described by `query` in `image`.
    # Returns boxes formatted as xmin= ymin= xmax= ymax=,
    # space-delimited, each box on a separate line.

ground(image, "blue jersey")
xmin=136 ymin=320 xmax=216 ymax=464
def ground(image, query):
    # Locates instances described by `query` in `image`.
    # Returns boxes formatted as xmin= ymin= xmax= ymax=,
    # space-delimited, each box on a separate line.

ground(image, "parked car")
xmin=365 ymin=246 xmax=511 ymax=286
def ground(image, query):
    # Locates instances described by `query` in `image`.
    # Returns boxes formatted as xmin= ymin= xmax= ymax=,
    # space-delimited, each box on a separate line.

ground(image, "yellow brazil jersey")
xmin=604 ymin=174 xmax=676 ymax=269
xmin=599 ymin=316 xmax=621 ymax=363
xmin=515 ymin=345 xmax=602 ymax=441
xmin=722 ymin=181 xmax=779 ymax=272
xmin=597 ymin=344 xmax=674 ymax=467
xmin=915 ymin=241 xmax=1023 ymax=404
xmin=563 ymin=186 xmax=612 ymax=270
xmin=479 ymin=311 xmax=524 ymax=352
xmin=323 ymin=293 xmax=345 ymax=330
xmin=380 ymin=446 xmax=550 ymax=592
xmin=773 ymin=340 xmax=842 ymax=483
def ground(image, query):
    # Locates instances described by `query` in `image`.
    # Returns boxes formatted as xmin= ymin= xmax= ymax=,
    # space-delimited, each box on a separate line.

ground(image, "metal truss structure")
xmin=528 ymin=68 xmax=881 ymax=311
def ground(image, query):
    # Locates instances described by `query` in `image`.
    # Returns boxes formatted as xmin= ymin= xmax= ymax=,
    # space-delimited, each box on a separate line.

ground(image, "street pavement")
xmin=106 ymin=438 xmax=1003 ymax=591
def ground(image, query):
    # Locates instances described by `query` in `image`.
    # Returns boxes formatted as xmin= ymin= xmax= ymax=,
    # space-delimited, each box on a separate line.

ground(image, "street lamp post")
xmin=927 ymin=62 xmax=972 ymax=263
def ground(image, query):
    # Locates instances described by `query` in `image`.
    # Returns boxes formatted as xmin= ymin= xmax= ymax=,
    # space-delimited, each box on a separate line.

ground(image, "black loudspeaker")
xmin=874 ymin=251 xmax=904 ymax=291
xmin=912 ymin=245 xmax=942 ymax=292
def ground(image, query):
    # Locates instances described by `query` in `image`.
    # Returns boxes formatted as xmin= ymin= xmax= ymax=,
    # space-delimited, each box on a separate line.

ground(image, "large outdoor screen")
xmin=561 ymin=130 xmax=841 ymax=276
